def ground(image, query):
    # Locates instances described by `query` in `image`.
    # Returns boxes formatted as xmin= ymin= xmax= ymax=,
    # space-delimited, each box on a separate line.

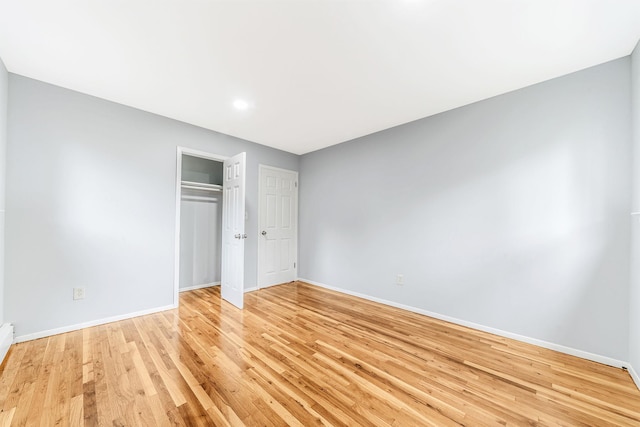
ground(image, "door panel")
xmin=266 ymin=240 xmax=277 ymax=273
xmin=221 ymin=152 xmax=246 ymax=309
xmin=258 ymin=166 xmax=298 ymax=288
xmin=281 ymin=196 xmax=291 ymax=228
xmin=267 ymin=194 xmax=277 ymax=227
xmin=280 ymin=239 xmax=291 ymax=271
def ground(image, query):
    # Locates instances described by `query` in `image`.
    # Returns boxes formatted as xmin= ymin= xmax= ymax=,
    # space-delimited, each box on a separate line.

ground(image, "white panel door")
xmin=258 ymin=166 xmax=298 ymax=288
xmin=221 ymin=152 xmax=246 ymax=309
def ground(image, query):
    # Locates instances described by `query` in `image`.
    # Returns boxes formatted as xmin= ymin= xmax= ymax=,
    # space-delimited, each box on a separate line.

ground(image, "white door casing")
xmin=258 ymin=165 xmax=298 ymax=288
xmin=221 ymin=152 xmax=246 ymax=308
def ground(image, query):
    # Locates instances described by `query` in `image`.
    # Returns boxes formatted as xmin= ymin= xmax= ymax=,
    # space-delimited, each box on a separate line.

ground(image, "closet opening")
xmin=179 ymin=154 xmax=223 ymax=293
xmin=174 ymin=147 xmax=247 ymax=309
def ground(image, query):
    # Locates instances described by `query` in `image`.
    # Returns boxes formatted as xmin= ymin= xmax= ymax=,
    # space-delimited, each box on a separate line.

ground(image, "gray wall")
xmin=6 ymin=74 xmax=299 ymax=338
xmin=299 ymin=58 xmax=632 ymax=361
xmin=0 ymin=57 xmax=7 ymax=324
xmin=630 ymin=42 xmax=640 ymax=374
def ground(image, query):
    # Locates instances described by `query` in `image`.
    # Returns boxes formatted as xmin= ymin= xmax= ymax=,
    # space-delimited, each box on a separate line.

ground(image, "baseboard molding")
xmin=0 ymin=323 xmax=14 ymax=365
xmin=179 ymin=282 xmax=220 ymax=292
xmin=256 ymin=281 xmax=293 ymax=291
xmin=244 ymin=286 xmax=259 ymax=293
xmin=297 ymin=278 xmax=628 ymax=370
xmin=14 ymin=304 xmax=177 ymax=343
xmin=628 ymin=365 xmax=640 ymax=390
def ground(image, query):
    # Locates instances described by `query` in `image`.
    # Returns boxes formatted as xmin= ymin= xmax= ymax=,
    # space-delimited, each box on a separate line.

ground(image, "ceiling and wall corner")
xmin=0 ymin=1 xmax=639 ymax=155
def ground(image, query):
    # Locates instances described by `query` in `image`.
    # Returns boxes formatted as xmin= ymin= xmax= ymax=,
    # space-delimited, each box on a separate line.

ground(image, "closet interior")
xmin=179 ymin=154 xmax=224 ymax=291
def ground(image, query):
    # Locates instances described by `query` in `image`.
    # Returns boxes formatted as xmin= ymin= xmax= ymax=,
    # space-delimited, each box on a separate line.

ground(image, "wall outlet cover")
xmin=73 ymin=287 xmax=85 ymax=300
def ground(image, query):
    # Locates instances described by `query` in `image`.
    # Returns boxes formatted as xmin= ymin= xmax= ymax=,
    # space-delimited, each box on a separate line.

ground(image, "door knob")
xmin=261 ymin=230 xmax=267 ymax=236
xmin=235 ymin=234 xmax=242 ymax=239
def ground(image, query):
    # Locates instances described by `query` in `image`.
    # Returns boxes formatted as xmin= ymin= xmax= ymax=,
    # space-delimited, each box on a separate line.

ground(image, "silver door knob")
xmin=235 ymin=234 xmax=241 ymax=239
xmin=243 ymin=234 xmax=248 ymax=239
xmin=261 ymin=230 xmax=267 ymax=236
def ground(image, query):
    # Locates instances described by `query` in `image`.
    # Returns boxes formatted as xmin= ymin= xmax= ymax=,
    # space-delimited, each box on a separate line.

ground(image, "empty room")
xmin=1 ymin=0 xmax=640 ymax=425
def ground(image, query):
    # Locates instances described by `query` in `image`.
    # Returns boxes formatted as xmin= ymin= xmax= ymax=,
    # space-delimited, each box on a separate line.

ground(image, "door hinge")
xmin=295 ymin=181 xmax=298 ymax=188
xmin=294 ymin=262 xmax=296 ymax=268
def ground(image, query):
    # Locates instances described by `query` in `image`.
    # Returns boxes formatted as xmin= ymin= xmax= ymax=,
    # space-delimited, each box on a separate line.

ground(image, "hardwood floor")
xmin=1 ymin=281 xmax=639 ymax=426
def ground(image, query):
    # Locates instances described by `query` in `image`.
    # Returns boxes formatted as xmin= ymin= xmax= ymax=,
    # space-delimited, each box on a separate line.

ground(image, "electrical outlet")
xmin=396 ymin=274 xmax=404 ymax=286
xmin=73 ymin=287 xmax=85 ymax=300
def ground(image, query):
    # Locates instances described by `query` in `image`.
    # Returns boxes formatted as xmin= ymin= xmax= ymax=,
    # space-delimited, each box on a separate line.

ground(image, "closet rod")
xmin=181 ymin=180 xmax=223 ymax=192
xmin=181 ymin=184 xmax=222 ymax=192
xmin=181 ymin=195 xmax=219 ymax=202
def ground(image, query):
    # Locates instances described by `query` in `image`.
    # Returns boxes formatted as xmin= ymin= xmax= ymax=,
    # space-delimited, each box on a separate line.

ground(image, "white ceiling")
xmin=1 ymin=1 xmax=639 ymax=155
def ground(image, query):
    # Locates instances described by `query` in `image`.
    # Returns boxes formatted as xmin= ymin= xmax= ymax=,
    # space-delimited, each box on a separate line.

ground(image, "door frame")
xmin=174 ymin=147 xmax=228 ymax=306
xmin=257 ymin=164 xmax=299 ymax=289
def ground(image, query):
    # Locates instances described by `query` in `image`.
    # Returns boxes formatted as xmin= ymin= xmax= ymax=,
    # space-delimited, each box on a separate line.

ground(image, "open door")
xmin=221 ymin=152 xmax=246 ymax=309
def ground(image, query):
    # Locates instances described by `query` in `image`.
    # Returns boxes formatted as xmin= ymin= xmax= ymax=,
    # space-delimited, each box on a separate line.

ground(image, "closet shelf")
xmin=181 ymin=180 xmax=223 ymax=192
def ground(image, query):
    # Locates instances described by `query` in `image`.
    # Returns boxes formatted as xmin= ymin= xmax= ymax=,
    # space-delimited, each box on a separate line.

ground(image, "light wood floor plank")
xmin=1 ymin=281 xmax=639 ymax=426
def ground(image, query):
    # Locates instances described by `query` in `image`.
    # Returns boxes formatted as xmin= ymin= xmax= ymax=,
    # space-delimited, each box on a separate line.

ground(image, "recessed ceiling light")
xmin=233 ymin=99 xmax=249 ymax=110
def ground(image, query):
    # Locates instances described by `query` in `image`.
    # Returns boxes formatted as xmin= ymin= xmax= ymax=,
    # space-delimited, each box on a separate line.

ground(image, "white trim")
xmin=244 ymin=286 xmax=259 ymax=293
xmin=297 ymin=278 xmax=629 ymax=369
xmin=178 ymin=147 xmax=230 ymax=163
xmin=629 ymin=365 xmax=640 ymax=391
xmin=0 ymin=324 xmax=14 ymax=364
xmin=14 ymin=304 xmax=176 ymax=343
xmin=179 ymin=282 xmax=220 ymax=292
xmin=174 ymin=146 xmax=229 ymax=308
xmin=174 ymin=148 xmax=182 ymax=307
xmin=257 ymin=164 xmax=299 ymax=289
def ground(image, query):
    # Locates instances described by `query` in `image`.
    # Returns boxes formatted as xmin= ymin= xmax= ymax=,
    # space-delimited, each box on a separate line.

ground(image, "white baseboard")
xmin=179 ymin=282 xmax=220 ymax=292
xmin=256 ymin=281 xmax=293 ymax=291
xmin=244 ymin=286 xmax=259 ymax=293
xmin=297 ymin=278 xmax=628 ymax=370
xmin=14 ymin=304 xmax=176 ymax=343
xmin=629 ymin=365 xmax=640 ymax=390
xmin=0 ymin=323 xmax=14 ymax=365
